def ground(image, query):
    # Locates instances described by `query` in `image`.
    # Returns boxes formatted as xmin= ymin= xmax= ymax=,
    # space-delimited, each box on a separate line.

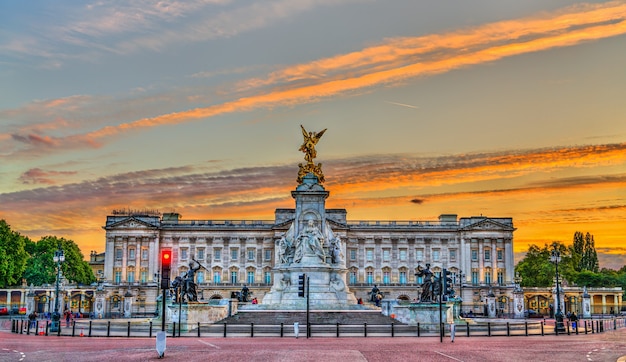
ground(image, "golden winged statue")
xmin=299 ymin=125 xmax=327 ymax=163
xmin=297 ymin=125 xmax=327 ymax=184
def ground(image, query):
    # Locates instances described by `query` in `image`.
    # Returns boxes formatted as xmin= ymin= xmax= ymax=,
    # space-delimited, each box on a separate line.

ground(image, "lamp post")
xmin=50 ymin=245 xmax=65 ymax=332
xmin=551 ymin=243 xmax=565 ymax=333
xmin=457 ymin=272 xmax=465 ymax=310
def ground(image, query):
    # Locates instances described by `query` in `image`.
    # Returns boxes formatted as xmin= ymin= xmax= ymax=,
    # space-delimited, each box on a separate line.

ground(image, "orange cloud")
xmin=9 ymin=2 xmax=626 ymax=155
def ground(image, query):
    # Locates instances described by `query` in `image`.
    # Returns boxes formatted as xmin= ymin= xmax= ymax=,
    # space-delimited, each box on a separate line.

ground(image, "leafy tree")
xmin=0 ymin=220 xmax=30 ymax=287
xmin=571 ymin=231 xmax=584 ymax=272
xmin=515 ymin=242 xmax=575 ymax=287
xmin=24 ymin=236 xmax=96 ymax=286
xmin=581 ymin=232 xmax=599 ymax=272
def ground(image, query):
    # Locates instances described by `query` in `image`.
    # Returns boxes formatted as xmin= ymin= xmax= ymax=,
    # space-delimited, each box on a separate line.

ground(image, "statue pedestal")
xmin=164 ymin=302 xmax=230 ymax=331
xmin=391 ymin=303 xmax=454 ymax=331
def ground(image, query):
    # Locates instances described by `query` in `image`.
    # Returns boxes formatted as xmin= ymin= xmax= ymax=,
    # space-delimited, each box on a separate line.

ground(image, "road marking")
xmin=197 ymin=339 xmax=220 ymax=349
xmin=434 ymin=351 xmax=464 ymax=361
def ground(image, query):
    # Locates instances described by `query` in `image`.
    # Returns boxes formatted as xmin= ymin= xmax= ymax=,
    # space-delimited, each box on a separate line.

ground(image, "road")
xmin=1 ymin=327 xmax=626 ymax=362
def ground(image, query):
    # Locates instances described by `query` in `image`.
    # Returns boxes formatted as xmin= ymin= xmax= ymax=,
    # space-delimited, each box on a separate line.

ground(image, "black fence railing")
xmin=9 ymin=316 xmax=626 ymax=339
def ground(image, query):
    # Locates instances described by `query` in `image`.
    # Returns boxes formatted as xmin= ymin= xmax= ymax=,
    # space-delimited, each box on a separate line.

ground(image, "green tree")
xmin=515 ymin=242 xmax=575 ymax=287
xmin=581 ymin=232 xmax=599 ymax=272
xmin=571 ymin=231 xmax=584 ymax=272
xmin=0 ymin=220 xmax=30 ymax=287
xmin=24 ymin=236 xmax=96 ymax=286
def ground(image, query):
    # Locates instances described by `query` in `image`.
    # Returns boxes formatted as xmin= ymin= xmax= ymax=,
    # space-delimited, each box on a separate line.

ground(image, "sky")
xmin=1 ymin=0 xmax=625 ymax=269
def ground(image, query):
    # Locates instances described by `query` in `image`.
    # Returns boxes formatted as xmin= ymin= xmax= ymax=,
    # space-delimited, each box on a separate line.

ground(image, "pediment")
xmin=461 ymin=219 xmax=514 ymax=231
xmin=105 ymin=217 xmax=158 ymax=230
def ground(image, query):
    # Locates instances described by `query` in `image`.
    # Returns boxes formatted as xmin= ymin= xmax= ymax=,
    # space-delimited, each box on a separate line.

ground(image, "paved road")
xmin=2 ymin=328 xmax=626 ymax=362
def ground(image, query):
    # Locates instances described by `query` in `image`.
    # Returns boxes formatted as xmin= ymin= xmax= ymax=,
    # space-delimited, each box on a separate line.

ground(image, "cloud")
xmin=19 ymin=168 xmax=78 ymax=185
xmin=4 ymin=2 xmax=626 ymax=158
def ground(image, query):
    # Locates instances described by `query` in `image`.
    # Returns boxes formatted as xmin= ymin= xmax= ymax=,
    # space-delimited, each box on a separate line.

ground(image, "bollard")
xmin=107 ymin=321 xmax=111 ymax=337
xmin=487 ymin=322 xmax=491 ymax=337
xmin=466 ymin=321 xmax=470 ymax=337
xmin=391 ymin=322 xmax=394 ymax=338
xmin=525 ymin=321 xmax=528 ymax=336
xmin=223 ymin=323 xmax=227 ymax=338
xmin=584 ymin=320 xmax=588 ymax=334
xmin=251 ymin=322 xmax=254 ymax=338
xmin=198 ymin=322 xmax=201 ymax=338
xmin=149 ymin=321 xmax=152 ymax=338
xmin=336 ymin=322 xmax=340 ymax=338
xmin=127 ymin=321 xmax=131 ymax=337
xmin=417 ymin=323 xmax=421 ymax=337
xmin=541 ymin=321 xmax=544 ymax=336
xmin=89 ymin=321 xmax=93 ymax=337
xmin=173 ymin=322 xmax=176 ymax=337
xmin=280 ymin=323 xmax=284 ymax=338
xmin=507 ymin=322 xmax=510 ymax=336
xmin=364 ymin=322 xmax=367 ymax=338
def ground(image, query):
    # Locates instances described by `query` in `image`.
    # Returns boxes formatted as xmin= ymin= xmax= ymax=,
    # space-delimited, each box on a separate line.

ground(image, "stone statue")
xmin=241 ymin=285 xmax=250 ymax=302
xmin=329 ymin=237 xmax=343 ymax=264
xmin=415 ymin=263 xmax=435 ymax=302
xmin=369 ymin=284 xmax=381 ymax=302
xmin=294 ymin=219 xmax=326 ymax=263
xmin=278 ymin=235 xmax=293 ymax=264
xmin=184 ymin=260 xmax=201 ymax=302
xmin=330 ymin=273 xmax=345 ymax=292
xmin=299 ymin=125 xmax=326 ymax=163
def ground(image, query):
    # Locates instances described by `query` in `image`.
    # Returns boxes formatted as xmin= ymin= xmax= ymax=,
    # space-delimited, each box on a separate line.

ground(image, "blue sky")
xmin=1 ymin=0 xmax=625 ymax=268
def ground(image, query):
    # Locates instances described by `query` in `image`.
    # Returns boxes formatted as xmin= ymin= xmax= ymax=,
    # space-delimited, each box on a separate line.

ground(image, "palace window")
xmin=247 ymin=271 xmax=254 ymax=284
xmin=181 ymin=248 xmax=188 ymax=260
xmin=264 ymin=249 xmax=272 ymax=261
xmin=399 ymin=271 xmax=407 ymax=285
xmin=497 ymin=249 xmax=503 ymax=261
xmin=471 ymin=270 xmax=479 ymax=285
xmin=497 ymin=271 xmax=504 ymax=285
xmin=383 ymin=249 xmax=390 ymax=262
xmin=248 ymin=249 xmax=255 ymax=261
xmin=141 ymin=248 xmax=149 ymax=260
xmin=350 ymin=249 xmax=357 ymax=261
xmin=197 ymin=271 xmax=204 ymax=284
xmin=484 ymin=249 xmax=491 ymax=261
xmin=485 ymin=270 xmax=492 ymax=284
xmin=399 ymin=249 xmax=407 ymax=261
xmin=197 ymin=248 xmax=205 ymax=260
xmin=214 ymin=249 xmax=221 ymax=261
xmin=449 ymin=249 xmax=456 ymax=261
xmin=230 ymin=271 xmax=238 ymax=284
xmin=432 ymin=249 xmax=440 ymax=262
xmin=415 ymin=249 xmax=424 ymax=261
xmin=128 ymin=248 xmax=135 ymax=260
xmin=349 ymin=271 xmax=357 ymax=284
xmin=115 ymin=248 xmax=123 ymax=260
xmin=213 ymin=271 xmax=221 ymax=284
xmin=366 ymin=271 xmax=374 ymax=284
xmin=140 ymin=270 xmax=147 ymax=283
xmin=127 ymin=268 xmax=135 ymax=283
xmin=230 ymin=249 xmax=238 ymax=261
xmin=383 ymin=271 xmax=390 ymax=285
xmin=366 ymin=249 xmax=374 ymax=262
xmin=264 ymin=271 xmax=271 ymax=284
xmin=114 ymin=270 xmax=121 ymax=284
xmin=471 ymin=249 xmax=478 ymax=261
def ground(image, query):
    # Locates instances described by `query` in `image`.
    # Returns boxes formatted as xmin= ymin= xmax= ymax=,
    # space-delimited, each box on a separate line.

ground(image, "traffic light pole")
xmin=439 ymin=273 xmax=443 ymax=343
xmin=306 ymin=276 xmax=310 ymax=339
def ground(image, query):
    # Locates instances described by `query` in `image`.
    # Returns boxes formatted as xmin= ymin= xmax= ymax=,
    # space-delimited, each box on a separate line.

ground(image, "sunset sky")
xmin=1 ymin=1 xmax=625 ymax=269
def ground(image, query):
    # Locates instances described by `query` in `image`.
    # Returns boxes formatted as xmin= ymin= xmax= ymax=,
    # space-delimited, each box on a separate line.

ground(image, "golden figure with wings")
xmin=299 ymin=125 xmax=326 ymax=163
xmin=297 ymin=125 xmax=327 ymax=184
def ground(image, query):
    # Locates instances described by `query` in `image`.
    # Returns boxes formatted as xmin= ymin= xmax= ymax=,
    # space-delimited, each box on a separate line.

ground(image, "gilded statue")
xmin=299 ymin=125 xmax=326 ymax=163
xmin=297 ymin=125 xmax=327 ymax=183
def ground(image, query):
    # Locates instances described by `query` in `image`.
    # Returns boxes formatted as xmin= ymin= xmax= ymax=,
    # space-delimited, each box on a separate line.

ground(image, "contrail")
xmin=385 ymin=101 xmax=419 ymax=109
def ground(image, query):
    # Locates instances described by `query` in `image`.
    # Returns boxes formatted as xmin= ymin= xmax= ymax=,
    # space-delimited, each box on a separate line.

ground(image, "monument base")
xmin=162 ymin=301 xmax=230 ymax=331
xmin=390 ymin=303 xmax=454 ymax=331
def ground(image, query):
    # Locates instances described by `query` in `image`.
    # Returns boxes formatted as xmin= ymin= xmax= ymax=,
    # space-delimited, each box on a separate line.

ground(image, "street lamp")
xmin=50 ymin=245 xmax=65 ymax=332
xmin=457 ymin=272 xmax=465 ymax=306
xmin=551 ymin=243 xmax=565 ymax=333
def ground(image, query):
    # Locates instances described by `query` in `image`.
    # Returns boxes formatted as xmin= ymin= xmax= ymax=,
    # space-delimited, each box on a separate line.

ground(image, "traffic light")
xmin=298 ymin=274 xmax=306 ymax=297
xmin=160 ymin=250 xmax=172 ymax=289
xmin=442 ymin=268 xmax=455 ymax=299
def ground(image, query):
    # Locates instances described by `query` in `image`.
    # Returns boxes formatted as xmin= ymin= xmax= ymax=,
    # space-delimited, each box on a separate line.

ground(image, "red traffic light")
xmin=161 ymin=250 xmax=172 ymax=267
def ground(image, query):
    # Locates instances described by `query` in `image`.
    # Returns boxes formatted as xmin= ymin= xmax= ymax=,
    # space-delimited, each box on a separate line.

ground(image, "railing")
xmin=10 ymin=316 xmax=626 ymax=339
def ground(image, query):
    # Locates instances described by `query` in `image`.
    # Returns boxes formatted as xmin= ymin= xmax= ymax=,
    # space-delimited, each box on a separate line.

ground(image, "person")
xmin=28 ymin=311 xmax=37 ymax=328
xmin=449 ymin=320 xmax=456 ymax=343
xmin=357 ymin=298 xmax=363 ymax=305
xmin=570 ymin=312 xmax=578 ymax=329
xmin=64 ymin=309 xmax=72 ymax=327
xmin=251 ymin=297 xmax=258 ymax=305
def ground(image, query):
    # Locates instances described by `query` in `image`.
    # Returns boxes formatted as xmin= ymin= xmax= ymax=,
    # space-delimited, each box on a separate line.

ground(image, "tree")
xmin=515 ymin=242 xmax=576 ymax=287
xmin=581 ymin=232 xmax=599 ymax=272
xmin=0 ymin=220 xmax=30 ymax=287
xmin=24 ymin=236 xmax=96 ymax=286
xmin=571 ymin=231 xmax=584 ymax=272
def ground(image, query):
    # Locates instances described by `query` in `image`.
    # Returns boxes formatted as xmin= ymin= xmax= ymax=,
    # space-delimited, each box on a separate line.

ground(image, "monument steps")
xmin=218 ymin=309 xmax=406 ymax=325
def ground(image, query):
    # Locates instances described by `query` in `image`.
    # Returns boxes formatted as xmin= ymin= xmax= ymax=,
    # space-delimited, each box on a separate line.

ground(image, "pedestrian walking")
xmin=450 ymin=321 xmax=456 ymax=343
